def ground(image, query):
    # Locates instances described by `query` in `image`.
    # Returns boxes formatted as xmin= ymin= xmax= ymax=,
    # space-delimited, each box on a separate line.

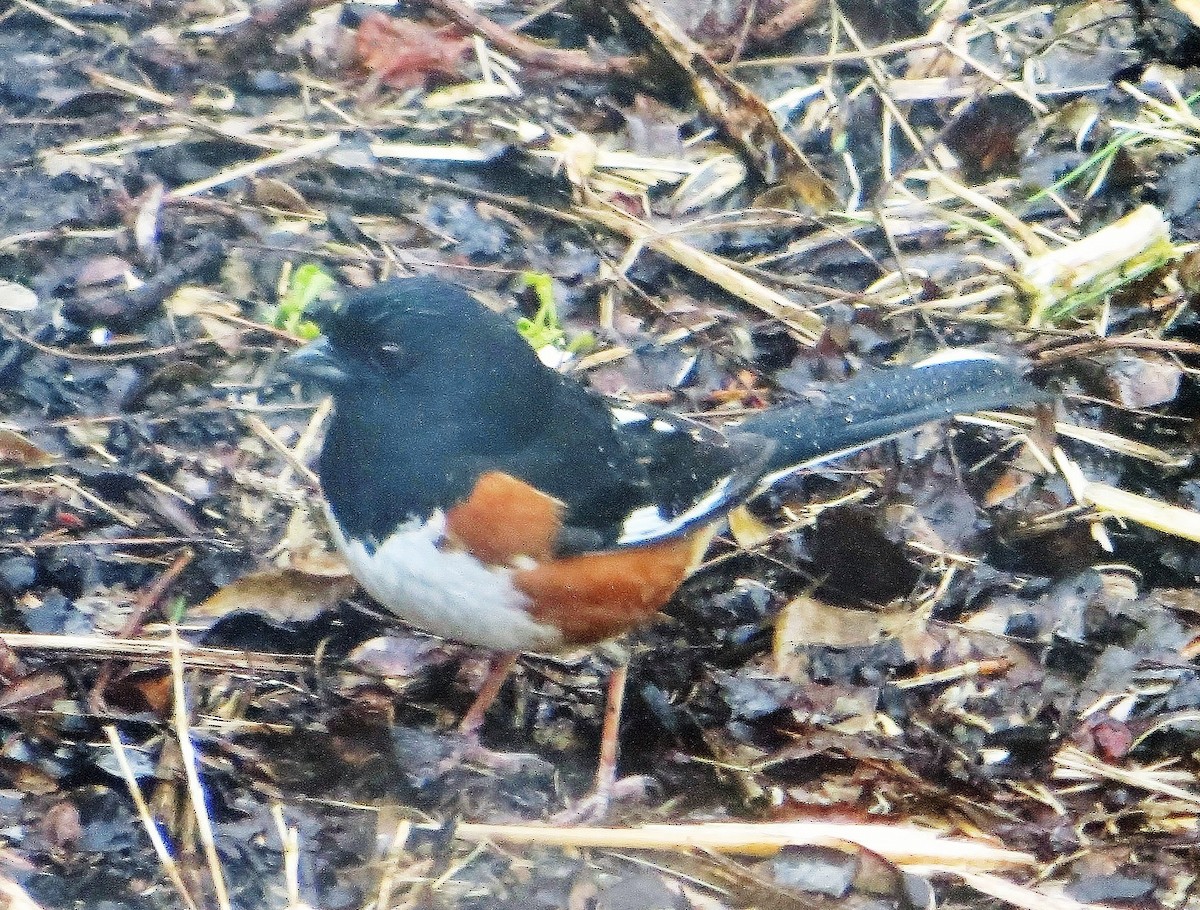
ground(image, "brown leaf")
xmin=163 ymin=287 xmax=243 ymax=353
xmin=1104 ymin=353 xmax=1182 ymax=409
xmin=250 ymin=177 xmax=311 ymax=213
xmin=0 ymin=639 xmax=28 ymax=685
xmin=774 ymin=592 xmax=914 ymax=679
xmin=73 ymin=256 xmax=133 ymax=289
xmin=103 ymin=668 xmax=173 ymax=716
xmin=347 ymin=636 xmax=452 ymax=678
xmin=192 ymin=568 xmax=357 ymax=623
xmin=0 ymin=758 xmax=59 ymax=796
xmin=40 ymin=800 xmax=82 ymax=850
xmin=0 ymin=670 xmax=67 ymax=710
xmin=0 ymin=430 xmax=56 ymax=467
xmin=354 ymin=13 xmax=471 ymax=90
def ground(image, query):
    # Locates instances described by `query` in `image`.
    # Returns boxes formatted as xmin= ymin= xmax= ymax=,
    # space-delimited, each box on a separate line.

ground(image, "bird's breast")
xmin=328 ymin=507 xmax=567 ymax=652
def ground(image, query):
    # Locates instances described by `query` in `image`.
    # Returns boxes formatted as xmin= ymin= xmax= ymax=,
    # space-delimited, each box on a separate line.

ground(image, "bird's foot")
xmin=551 ymin=773 xmax=657 ymax=823
xmin=437 ymin=732 xmax=552 ymax=777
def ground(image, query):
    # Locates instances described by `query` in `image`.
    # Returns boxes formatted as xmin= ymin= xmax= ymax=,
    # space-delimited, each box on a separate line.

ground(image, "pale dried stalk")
xmin=453 ymin=820 xmax=1034 ymax=868
xmin=170 ymin=633 xmax=232 ymax=910
xmin=581 ymin=205 xmax=825 ymax=342
xmin=105 ymin=726 xmax=201 ymax=910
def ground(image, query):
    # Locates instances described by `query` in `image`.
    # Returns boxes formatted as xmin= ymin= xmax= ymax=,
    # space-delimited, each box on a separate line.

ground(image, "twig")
xmin=105 ymin=726 xmax=202 ymax=910
xmin=423 ymin=0 xmax=641 ymax=76
xmin=166 ymin=134 xmax=343 ymax=201
xmin=11 ymin=0 xmax=85 ymax=35
xmin=0 ymin=632 xmax=314 ymax=674
xmin=243 ymin=413 xmax=322 ymax=489
xmin=170 ymin=632 xmax=232 ymax=910
xmin=602 ymin=0 xmax=835 ymax=200
xmin=1033 ymin=334 xmax=1200 ymax=365
xmin=449 ymin=820 xmax=1034 ymax=867
xmin=89 ymin=549 xmax=195 ymax=712
xmin=580 ymin=204 xmax=825 ymax=341
xmin=712 ymin=0 xmax=822 ymax=58
xmin=0 ymin=535 xmax=219 ymax=549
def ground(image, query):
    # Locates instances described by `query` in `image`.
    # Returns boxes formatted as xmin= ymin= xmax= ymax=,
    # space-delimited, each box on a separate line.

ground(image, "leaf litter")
xmin=0 ymin=0 xmax=1198 ymax=908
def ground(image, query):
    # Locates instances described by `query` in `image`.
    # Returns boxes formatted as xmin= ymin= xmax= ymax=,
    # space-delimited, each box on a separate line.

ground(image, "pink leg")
xmin=593 ymin=661 xmax=627 ymax=803
xmin=458 ymin=651 xmax=518 ymax=738
xmin=443 ymin=651 xmax=547 ymax=775
xmin=554 ymin=660 xmax=654 ymax=821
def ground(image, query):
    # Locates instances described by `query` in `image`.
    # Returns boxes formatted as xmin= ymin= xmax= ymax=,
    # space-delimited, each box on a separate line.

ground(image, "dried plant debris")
xmin=1 ymin=0 xmax=1200 ymax=907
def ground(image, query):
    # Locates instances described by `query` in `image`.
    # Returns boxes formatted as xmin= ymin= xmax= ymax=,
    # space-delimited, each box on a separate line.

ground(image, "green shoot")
xmin=515 ymin=272 xmax=594 ymax=354
xmin=274 ymin=264 xmax=334 ymax=339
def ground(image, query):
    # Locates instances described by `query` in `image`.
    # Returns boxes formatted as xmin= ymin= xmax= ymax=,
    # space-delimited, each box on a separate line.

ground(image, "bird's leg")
xmin=458 ymin=650 xmax=518 ymax=740
xmin=443 ymin=651 xmax=548 ymax=774
xmin=591 ymin=659 xmax=628 ymax=810
xmin=554 ymin=656 xmax=655 ymax=822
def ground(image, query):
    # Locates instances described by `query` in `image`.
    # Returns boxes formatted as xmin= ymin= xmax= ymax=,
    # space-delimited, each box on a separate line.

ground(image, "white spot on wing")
xmin=325 ymin=507 xmax=564 ymax=652
xmin=612 ymin=407 xmax=650 ymax=425
xmin=651 ymin=419 xmax=675 ymax=433
xmin=913 ymin=348 xmax=1005 ymax=368
xmin=617 ymin=475 xmax=735 ymax=545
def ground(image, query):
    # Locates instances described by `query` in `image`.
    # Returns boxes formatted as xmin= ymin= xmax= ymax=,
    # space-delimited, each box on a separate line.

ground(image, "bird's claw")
xmin=551 ymin=774 xmax=658 ymax=823
xmin=437 ymin=734 xmax=552 ymax=777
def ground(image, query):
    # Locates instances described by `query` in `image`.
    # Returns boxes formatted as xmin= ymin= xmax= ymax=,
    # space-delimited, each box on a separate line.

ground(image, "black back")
xmin=307 ymin=279 xmax=762 ymax=552
xmin=293 ymin=279 xmax=1041 ymax=553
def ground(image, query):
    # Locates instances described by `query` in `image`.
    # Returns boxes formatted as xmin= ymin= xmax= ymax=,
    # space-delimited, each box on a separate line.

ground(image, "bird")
xmin=283 ymin=276 xmax=1040 ymax=815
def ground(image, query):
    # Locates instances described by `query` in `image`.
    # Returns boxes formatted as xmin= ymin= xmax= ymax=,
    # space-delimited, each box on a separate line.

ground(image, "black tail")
xmin=738 ymin=353 xmax=1044 ymax=478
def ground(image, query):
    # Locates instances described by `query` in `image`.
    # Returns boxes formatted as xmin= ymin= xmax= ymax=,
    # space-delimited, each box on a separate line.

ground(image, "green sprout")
xmin=514 ymin=272 xmax=594 ymax=354
xmin=167 ymin=595 xmax=188 ymax=623
xmin=273 ymin=264 xmax=333 ymax=339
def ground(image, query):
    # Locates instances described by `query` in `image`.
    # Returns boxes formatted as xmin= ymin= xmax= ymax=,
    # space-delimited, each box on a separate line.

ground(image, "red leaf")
xmin=355 ymin=13 xmax=471 ymax=90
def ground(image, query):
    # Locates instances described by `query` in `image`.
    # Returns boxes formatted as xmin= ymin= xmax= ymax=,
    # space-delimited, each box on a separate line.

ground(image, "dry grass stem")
xmin=452 ymin=820 xmax=1034 ymax=867
xmin=170 ymin=632 xmax=232 ymax=910
xmin=105 ymin=725 xmax=201 ymax=910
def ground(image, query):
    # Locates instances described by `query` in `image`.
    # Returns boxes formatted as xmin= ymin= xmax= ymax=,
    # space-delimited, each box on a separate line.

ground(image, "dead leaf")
xmin=347 ymin=636 xmax=452 ymax=678
xmin=280 ymin=507 xmax=352 ymax=577
xmin=103 ymin=668 xmax=173 ymax=716
xmin=0 ymin=758 xmax=58 ymax=796
xmin=192 ymin=568 xmax=357 ymax=623
xmin=40 ymin=800 xmax=82 ymax=850
xmin=0 ymin=669 xmax=67 ymax=710
xmin=728 ymin=505 xmax=774 ymax=548
xmin=774 ymin=592 xmax=914 ymax=679
xmin=251 ymin=178 xmax=311 ymax=212
xmin=1103 ymin=353 xmax=1182 ymax=409
xmin=354 ymin=12 xmax=471 ymax=90
xmin=74 ymin=256 xmax=134 ymax=289
xmin=0 ymin=430 xmax=56 ymax=467
xmin=164 ymin=286 xmax=243 ymax=352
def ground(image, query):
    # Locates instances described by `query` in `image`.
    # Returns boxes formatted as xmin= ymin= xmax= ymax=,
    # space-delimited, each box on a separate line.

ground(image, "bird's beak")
xmin=281 ymin=336 xmax=349 ymax=386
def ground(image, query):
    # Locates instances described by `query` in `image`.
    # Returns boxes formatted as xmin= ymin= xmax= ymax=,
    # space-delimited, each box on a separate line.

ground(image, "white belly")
xmin=326 ymin=507 xmax=565 ymax=652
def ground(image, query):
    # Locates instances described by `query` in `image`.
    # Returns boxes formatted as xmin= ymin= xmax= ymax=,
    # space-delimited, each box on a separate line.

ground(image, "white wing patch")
xmin=325 ymin=507 xmax=565 ymax=652
xmin=612 ymin=407 xmax=651 ymax=425
xmin=616 ymin=475 xmax=735 ymax=545
xmin=912 ymin=348 xmax=1005 ymax=368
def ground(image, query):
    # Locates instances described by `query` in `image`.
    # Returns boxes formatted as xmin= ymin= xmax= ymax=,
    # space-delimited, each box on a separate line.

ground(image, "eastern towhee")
xmin=283 ymin=277 xmax=1040 ymax=814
